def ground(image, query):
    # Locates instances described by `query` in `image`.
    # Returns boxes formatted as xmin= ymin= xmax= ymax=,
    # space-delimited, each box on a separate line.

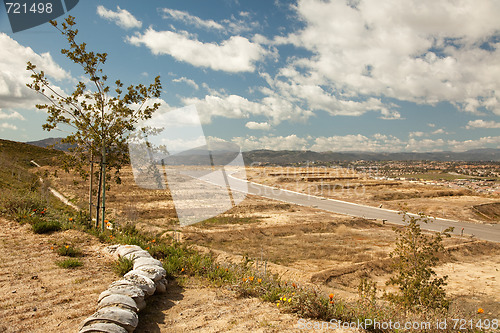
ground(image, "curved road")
xmin=228 ymin=176 xmax=500 ymax=243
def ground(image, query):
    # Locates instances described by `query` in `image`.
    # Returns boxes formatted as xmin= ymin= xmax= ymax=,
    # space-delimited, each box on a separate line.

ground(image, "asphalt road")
xmin=227 ymin=176 xmax=500 ymax=243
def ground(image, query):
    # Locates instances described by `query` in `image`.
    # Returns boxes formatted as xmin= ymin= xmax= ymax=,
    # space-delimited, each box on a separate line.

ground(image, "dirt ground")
xmin=137 ymin=278 xmax=358 ymax=333
xmin=0 ymin=217 xmax=359 ymax=333
xmin=0 ymin=218 xmax=116 ymax=332
xmin=32 ymin=165 xmax=500 ymax=325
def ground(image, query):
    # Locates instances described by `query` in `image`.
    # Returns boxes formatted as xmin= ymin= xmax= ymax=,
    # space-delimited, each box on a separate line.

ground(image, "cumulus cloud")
xmin=160 ymin=8 xmax=224 ymax=31
xmin=97 ymin=5 xmax=142 ymax=29
xmin=448 ymin=136 xmax=500 ymax=151
xmin=0 ymin=33 xmax=70 ymax=110
xmin=182 ymin=94 xmax=266 ymax=123
xmin=232 ymin=134 xmax=308 ymax=151
xmin=172 ymin=77 xmax=199 ymax=90
xmin=245 ymin=121 xmax=271 ymax=130
xmin=0 ymin=110 xmax=25 ymax=120
xmin=127 ymin=28 xmax=268 ymax=72
xmin=224 ymin=133 xmax=500 ymax=152
xmin=0 ymin=123 xmax=17 ymax=130
xmin=271 ymin=0 xmax=500 ymax=117
xmin=466 ymin=119 xmax=500 ymax=129
xmin=310 ymin=134 xmax=404 ymax=152
xmin=182 ymin=92 xmax=312 ymax=125
xmin=160 ymin=7 xmax=259 ymax=35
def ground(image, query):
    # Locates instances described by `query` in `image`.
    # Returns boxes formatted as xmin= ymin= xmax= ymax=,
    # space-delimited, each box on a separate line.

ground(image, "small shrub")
xmin=113 ymin=256 xmax=134 ymax=276
xmin=32 ymin=220 xmax=61 ymax=234
xmin=57 ymin=245 xmax=82 ymax=257
xmin=56 ymin=258 xmax=83 ymax=269
xmin=385 ymin=212 xmax=452 ymax=312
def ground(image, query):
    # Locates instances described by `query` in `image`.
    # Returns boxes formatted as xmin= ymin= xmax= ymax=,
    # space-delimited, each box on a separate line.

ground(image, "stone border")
xmin=78 ymin=245 xmax=167 ymax=333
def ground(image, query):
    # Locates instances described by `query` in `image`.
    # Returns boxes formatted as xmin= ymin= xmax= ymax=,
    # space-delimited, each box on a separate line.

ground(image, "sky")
xmin=0 ymin=0 xmax=499 ymax=152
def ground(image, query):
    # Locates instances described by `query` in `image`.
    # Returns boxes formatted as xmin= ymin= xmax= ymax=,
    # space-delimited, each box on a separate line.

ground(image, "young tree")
xmin=26 ymin=16 xmax=162 ymax=229
xmin=385 ymin=212 xmax=453 ymax=312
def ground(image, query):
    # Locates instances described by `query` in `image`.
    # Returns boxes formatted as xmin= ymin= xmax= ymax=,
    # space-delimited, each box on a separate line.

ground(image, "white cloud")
xmin=127 ymin=28 xmax=268 ymax=72
xmin=245 ymin=121 xmax=271 ymax=130
xmin=0 ymin=110 xmax=25 ymax=120
xmin=0 ymin=33 xmax=70 ymax=110
xmin=466 ymin=119 xmax=500 ymax=129
xmin=311 ymin=134 xmax=404 ymax=152
xmin=160 ymin=8 xmax=259 ymax=35
xmin=432 ymin=128 xmax=446 ymax=135
xmin=182 ymin=94 xmax=266 ymax=123
xmin=232 ymin=134 xmax=308 ymax=151
xmin=427 ymin=123 xmax=436 ymax=128
xmin=172 ymin=77 xmax=199 ymax=90
xmin=409 ymin=131 xmax=425 ymax=138
xmin=182 ymin=92 xmax=312 ymax=125
xmin=0 ymin=123 xmax=17 ymax=130
xmin=271 ymin=0 xmax=500 ymax=117
xmin=227 ymin=132 xmax=500 ymax=152
xmin=160 ymin=8 xmax=224 ymax=31
xmin=405 ymin=138 xmax=446 ymax=152
xmin=97 ymin=6 xmax=142 ymax=29
xmin=448 ymin=136 xmax=500 ymax=151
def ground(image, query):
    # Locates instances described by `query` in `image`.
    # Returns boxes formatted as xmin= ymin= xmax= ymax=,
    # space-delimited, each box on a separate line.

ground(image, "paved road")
xmin=227 ymin=176 xmax=500 ymax=243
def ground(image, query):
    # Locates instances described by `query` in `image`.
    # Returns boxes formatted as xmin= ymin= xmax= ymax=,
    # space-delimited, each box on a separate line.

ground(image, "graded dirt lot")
xmin=244 ymin=166 xmax=500 ymax=223
xmin=38 ymin=165 xmax=500 ymax=322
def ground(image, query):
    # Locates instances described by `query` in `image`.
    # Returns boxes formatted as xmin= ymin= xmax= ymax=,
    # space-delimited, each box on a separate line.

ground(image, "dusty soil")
xmin=35 ymin=165 xmax=500 ymax=323
xmin=0 ymin=218 xmax=116 ymax=333
xmin=137 ymin=278 xmax=358 ymax=333
xmin=0 ymin=216 xmax=360 ymax=333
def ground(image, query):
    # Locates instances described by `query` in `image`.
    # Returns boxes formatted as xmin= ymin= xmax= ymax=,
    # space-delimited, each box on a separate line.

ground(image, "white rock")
xmin=136 ymin=297 xmax=147 ymax=311
xmin=133 ymin=257 xmax=162 ymax=270
xmin=115 ymin=245 xmax=143 ymax=258
xmin=108 ymin=279 xmax=136 ymax=289
xmin=99 ymin=287 xmax=144 ymax=304
xmin=122 ymin=250 xmax=151 ymax=261
xmin=155 ymin=278 xmax=168 ymax=294
xmin=135 ymin=265 xmax=166 ymax=282
xmin=124 ymin=270 xmax=156 ymax=296
xmin=79 ymin=322 xmax=128 ymax=333
xmin=80 ymin=306 xmax=138 ymax=333
xmin=97 ymin=294 xmax=139 ymax=313
xmin=105 ymin=244 xmax=121 ymax=255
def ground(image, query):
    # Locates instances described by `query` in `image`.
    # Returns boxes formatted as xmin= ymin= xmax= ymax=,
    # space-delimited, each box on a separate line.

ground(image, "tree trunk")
xmin=101 ymin=139 xmax=106 ymax=231
xmin=95 ymin=159 xmax=102 ymax=229
xmin=89 ymin=151 xmax=93 ymax=222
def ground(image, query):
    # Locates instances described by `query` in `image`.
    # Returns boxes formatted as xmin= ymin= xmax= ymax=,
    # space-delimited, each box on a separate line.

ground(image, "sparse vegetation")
xmin=56 ymin=244 xmax=82 ymax=257
xmin=32 ymin=220 xmax=62 ymax=234
xmin=113 ymin=256 xmax=134 ymax=276
xmin=385 ymin=212 xmax=452 ymax=311
xmin=56 ymin=258 xmax=83 ymax=269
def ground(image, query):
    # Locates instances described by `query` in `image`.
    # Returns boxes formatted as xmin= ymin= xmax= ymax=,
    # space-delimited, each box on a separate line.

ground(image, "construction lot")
xmin=42 ymin=164 xmax=500 ymax=318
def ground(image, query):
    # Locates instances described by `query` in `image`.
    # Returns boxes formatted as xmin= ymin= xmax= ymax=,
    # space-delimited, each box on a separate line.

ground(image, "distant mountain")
xmin=25 ymin=138 xmax=500 ymax=163
xmin=242 ymin=149 xmax=500 ymax=164
xmin=26 ymin=138 xmax=74 ymax=151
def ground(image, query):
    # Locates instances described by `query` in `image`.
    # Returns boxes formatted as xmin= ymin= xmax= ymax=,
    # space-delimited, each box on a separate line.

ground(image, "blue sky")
xmin=0 ymin=0 xmax=499 ymax=152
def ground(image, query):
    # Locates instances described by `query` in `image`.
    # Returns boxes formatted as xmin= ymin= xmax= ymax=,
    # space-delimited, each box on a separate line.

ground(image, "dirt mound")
xmin=472 ymin=202 xmax=500 ymax=222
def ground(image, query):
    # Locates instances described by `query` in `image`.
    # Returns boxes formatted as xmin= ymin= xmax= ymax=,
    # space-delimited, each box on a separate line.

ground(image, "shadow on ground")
xmin=135 ymin=280 xmax=184 ymax=333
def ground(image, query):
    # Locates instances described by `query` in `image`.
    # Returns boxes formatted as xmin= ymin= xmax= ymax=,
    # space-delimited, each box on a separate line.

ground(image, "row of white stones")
xmin=78 ymin=245 xmax=168 ymax=333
